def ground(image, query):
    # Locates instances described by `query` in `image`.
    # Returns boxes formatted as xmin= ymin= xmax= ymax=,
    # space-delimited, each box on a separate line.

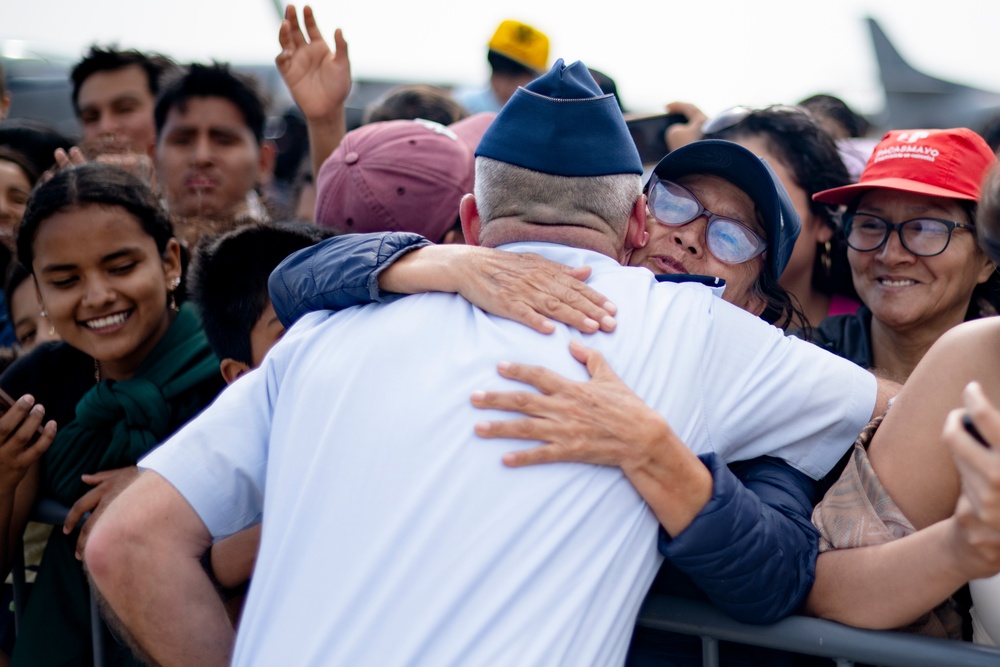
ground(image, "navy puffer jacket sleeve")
xmin=268 ymin=232 xmax=432 ymax=328
xmin=657 ymin=453 xmax=820 ymax=624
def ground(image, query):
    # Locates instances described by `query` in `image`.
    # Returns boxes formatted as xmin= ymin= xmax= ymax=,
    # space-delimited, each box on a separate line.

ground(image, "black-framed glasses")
xmin=646 ymin=176 xmax=767 ymax=264
xmin=844 ymin=213 xmax=976 ymax=257
xmin=701 ymin=105 xmax=807 ymax=135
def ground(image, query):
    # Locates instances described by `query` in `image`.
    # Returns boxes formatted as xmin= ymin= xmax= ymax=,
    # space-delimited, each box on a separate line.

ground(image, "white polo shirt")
xmin=143 ymin=242 xmax=875 ymax=667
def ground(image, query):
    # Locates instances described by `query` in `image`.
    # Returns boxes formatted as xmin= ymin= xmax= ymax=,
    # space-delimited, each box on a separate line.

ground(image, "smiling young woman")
xmin=0 ymin=163 xmax=223 ymax=665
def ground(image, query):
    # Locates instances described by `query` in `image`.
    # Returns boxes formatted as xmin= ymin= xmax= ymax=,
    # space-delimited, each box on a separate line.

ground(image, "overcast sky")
xmin=5 ymin=0 xmax=999 ymax=118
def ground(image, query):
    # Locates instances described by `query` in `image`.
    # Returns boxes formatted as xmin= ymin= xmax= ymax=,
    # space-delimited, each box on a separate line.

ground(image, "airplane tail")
xmin=867 ymin=17 xmax=1000 ymax=131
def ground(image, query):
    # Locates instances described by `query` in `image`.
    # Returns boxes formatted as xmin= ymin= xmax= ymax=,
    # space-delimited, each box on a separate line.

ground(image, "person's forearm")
xmin=805 ymin=519 xmax=967 ymax=628
xmin=268 ymin=232 xmax=431 ymax=327
xmin=660 ymin=456 xmax=820 ymax=623
xmin=0 ymin=490 xmax=18 ymax=577
xmin=306 ymin=108 xmax=346 ymax=178
xmin=89 ymin=530 xmax=233 ymax=665
xmin=620 ymin=418 xmax=713 ymax=537
xmin=86 ymin=474 xmax=234 ymax=666
xmin=0 ymin=465 xmax=39 ymax=578
xmin=211 ymin=524 xmax=261 ymax=589
xmin=377 ymin=245 xmax=477 ymax=295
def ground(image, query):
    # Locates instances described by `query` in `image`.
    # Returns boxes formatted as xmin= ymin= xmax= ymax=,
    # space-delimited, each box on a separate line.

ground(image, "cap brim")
xmin=812 ymin=177 xmax=980 ymax=205
xmin=487 ymin=48 xmax=545 ymax=74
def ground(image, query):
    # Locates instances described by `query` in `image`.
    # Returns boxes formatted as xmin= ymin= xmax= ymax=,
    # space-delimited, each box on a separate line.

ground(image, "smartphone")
xmin=963 ymin=413 xmax=990 ymax=448
xmin=625 ymin=113 xmax=688 ymax=165
xmin=0 ymin=387 xmax=45 ymax=445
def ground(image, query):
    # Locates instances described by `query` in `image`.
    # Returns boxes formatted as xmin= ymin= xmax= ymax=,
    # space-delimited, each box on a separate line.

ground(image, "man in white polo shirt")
xmin=85 ymin=60 xmax=879 ymax=667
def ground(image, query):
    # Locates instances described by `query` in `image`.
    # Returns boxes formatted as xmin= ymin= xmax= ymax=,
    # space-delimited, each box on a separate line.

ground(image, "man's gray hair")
xmin=474 ymin=158 xmax=641 ymax=234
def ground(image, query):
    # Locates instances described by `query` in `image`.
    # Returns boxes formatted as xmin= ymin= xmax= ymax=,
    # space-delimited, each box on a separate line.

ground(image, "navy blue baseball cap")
xmin=475 ymin=59 xmax=643 ymax=177
xmin=651 ymin=140 xmax=802 ymax=280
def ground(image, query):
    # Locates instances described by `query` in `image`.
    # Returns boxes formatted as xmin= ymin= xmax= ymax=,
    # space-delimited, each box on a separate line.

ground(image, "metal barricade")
xmin=11 ymin=498 xmax=105 ymax=667
xmin=636 ymin=595 xmax=1000 ymax=667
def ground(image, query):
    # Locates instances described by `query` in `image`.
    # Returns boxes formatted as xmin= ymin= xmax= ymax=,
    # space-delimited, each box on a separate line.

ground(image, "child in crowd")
xmin=187 ymin=221 xmax=330 ymax=383
xmin=185 ymin=220 xmax=331 ymax=613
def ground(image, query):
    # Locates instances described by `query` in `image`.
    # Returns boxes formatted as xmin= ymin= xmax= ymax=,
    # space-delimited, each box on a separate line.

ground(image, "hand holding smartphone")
xmin=0 ymin=387 xmax=46 ymax=446
xmin=963 ymin=413 xmax=991 ymax=448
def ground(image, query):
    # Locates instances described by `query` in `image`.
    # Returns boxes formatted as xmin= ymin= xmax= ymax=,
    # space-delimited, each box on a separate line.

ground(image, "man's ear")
xmin=460 ymin=194 xmax=482 ymax=247
xmin=220 ymin=358 xmax=251 ymax=385
xmin=622 ymin=194 xmax=649 ymax=256
xmin=257 ymin=140 xmax=277 ymax=188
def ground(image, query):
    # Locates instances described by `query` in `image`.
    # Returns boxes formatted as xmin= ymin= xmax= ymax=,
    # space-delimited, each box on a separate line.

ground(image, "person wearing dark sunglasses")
xmin=811 ymin=128 xmax=1000 ymax=381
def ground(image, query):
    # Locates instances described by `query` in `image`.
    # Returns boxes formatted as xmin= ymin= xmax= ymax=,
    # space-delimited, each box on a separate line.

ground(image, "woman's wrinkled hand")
xmin=470 ymin=340 xmax=669 ymax=471
xmin=451 ymin=247 xmax=618 ymax=334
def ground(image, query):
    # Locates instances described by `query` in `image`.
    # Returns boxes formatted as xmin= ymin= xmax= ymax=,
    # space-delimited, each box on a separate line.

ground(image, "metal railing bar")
xmin=637 ymin=595 xmax=1000 ymax=667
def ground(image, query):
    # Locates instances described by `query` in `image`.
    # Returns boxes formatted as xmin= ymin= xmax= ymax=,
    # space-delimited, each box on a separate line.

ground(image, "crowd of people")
xmin=1 ymin=4 xmax=1000 ymax=666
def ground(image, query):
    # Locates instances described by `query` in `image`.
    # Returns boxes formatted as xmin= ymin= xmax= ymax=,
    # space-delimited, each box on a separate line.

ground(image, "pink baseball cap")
xmin=814 ymin=128 xmax=997 ymax=205
xmin=315 ymin=118 xmax=477 ymax=241
xmin=448 ymin=112 xmax=497 ymax=153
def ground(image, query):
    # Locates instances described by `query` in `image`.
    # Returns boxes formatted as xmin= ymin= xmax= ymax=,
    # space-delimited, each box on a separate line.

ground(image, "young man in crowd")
xmin=70 ymin=46 xmax=176 ymax=153
xmin=153 ymin=63 xmax=275 ymax=224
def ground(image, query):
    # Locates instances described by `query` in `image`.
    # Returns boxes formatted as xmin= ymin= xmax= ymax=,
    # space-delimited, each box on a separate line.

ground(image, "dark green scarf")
xmin=42 ymin=302 xmax=221 ymax=504
xmin=13 ymin=303 xmax=222 ymax=667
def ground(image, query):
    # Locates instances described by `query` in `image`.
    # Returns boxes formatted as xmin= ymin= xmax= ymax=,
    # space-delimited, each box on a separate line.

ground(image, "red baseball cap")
xmin=315 ymin=118 xmax=477 ymax=242
xmin=813 ymin=128 xmax=996 ymax=205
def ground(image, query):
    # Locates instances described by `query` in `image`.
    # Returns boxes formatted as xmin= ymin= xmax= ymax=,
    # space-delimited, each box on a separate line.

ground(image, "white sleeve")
xmin=140 ymin=351 xmax=278 ymax=539
xmin=699 ymin=299 xmax=876 ymax=480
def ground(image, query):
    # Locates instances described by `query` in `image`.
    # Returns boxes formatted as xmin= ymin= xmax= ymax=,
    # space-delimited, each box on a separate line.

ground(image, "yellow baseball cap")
xmin=488 ymin=20 xmax=549 ymax=73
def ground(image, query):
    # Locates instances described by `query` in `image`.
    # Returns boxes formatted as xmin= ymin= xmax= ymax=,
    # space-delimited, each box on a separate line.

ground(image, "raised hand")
xmin=276 ymin=4 xmax=351 ymax=122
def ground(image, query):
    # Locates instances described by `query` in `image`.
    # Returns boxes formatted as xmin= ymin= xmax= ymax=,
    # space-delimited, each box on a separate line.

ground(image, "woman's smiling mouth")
xmin=82 ymin=309 xmax=134 ymax=330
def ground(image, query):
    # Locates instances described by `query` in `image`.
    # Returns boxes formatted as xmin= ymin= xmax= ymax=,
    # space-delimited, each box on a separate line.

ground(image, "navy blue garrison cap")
xmin=475 ymin=59 xmax=643 ymax=177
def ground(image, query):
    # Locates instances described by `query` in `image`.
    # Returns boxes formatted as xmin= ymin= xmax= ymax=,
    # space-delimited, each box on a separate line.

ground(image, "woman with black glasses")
xmin=810 ymin=128 xmax=999 ymax=381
